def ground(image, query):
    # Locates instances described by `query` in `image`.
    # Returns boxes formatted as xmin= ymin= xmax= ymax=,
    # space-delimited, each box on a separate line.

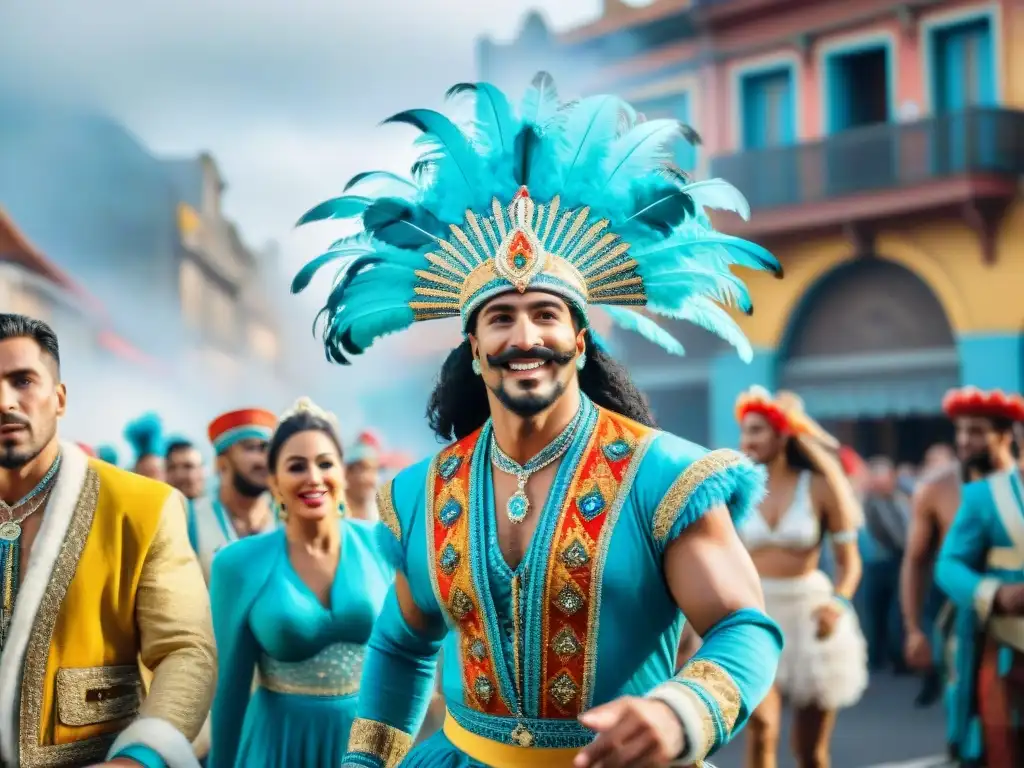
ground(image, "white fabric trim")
xmin=974 ymin=577 xmax=1001 ymax=623
xmin=107 ymin=716 xmax=202 ymax=768
xmin=647 ymin=680 xmax=709 ymax=765
xmin=0 ymin=441 xmax=88 ymax=766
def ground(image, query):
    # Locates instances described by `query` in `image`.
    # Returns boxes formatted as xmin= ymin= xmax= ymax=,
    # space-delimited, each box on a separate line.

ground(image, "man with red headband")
xmin=902 ymin=388 xmax=1021 ymax=755
xmin=187 ymin=408 xmax=278 ymax=582
xmin=934 ymin=388 xmax=1024 ymax=765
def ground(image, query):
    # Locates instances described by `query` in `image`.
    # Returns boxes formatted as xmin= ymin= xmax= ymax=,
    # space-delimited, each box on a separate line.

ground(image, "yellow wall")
xmin=734 ymin=200 xmax=1024 ymax=349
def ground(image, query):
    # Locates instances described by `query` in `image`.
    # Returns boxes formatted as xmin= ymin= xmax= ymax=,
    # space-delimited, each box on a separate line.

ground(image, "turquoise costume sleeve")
xmin=344 ymin=589 xmax=443 ymax=767
xmin=109 ymin=744 xmax=165 ymax=768
xmin=208 ymin=544 xmax=262 ymax=768
xmin=936 ymin=483 xmax=998 ymax=622
xmin=345 ymin=466 xmax=446 ymax=767
xmin=648 ymin=607 xmax=783 ymax=764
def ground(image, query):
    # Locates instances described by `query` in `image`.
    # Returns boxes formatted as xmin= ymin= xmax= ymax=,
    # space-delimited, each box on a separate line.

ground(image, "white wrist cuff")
xmin=647 ymin=681 xmax=709 ymax=765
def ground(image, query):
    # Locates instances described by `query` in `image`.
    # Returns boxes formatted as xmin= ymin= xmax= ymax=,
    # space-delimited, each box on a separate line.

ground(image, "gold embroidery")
xmin=681 ymin=659 xmax=743 ymax=736
xmin=652 ymin=449 xmax=746 ymax=542
xmin=347 ymin=717 xmax=414 ymax=767
xmin=55 ymin=665 xmax=141 ymax=727
xmin=20 ymin=470 xmax=108 ymax=768
xmin=581 ymin=432 xmax=654 ymax=707
xmin=377 ymin=480 xmax=400 ymax=543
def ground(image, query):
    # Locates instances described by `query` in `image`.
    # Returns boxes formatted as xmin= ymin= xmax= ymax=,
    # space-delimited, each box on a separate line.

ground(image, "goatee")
xmin=232 ymin=471 xmax=267 ymax=499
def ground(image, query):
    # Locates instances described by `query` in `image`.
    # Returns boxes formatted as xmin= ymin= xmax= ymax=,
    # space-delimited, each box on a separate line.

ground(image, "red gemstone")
xmin=513 ymin=186 xmax=531 ymax=201
xmin=507 ymin=230 xmax=533 ymax=272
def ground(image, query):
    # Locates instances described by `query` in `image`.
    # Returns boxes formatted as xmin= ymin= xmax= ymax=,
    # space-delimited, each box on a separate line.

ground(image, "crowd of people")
xmin=1 ymin=72 xmax=1023 ymax=768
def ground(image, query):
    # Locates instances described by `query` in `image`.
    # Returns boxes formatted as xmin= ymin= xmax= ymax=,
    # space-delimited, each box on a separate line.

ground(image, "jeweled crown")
xmin=278 ymin=397 xmax=340 ymax=433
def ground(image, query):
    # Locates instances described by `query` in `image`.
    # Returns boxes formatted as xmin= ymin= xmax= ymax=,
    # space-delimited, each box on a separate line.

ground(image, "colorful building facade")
xmin=480 ymin=0 xmax=1024 ymax=459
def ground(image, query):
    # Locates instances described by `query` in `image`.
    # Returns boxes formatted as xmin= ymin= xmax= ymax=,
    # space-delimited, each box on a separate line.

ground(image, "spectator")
xmin=861 ymin=456 xmax=912 ymax=674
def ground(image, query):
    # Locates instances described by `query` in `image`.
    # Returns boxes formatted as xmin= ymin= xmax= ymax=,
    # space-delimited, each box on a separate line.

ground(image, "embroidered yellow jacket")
xmin=0 ymin=441 xmax=216 ymax=768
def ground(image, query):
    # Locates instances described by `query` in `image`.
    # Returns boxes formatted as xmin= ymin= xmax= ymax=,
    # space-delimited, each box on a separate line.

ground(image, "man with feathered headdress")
xmin=294 ymin=74 xmax=784 ymax=767
xmin=917 ymin=388 xmax=1024 ymax=764
xmin=124 ymin=411 xmax=166 ymax=482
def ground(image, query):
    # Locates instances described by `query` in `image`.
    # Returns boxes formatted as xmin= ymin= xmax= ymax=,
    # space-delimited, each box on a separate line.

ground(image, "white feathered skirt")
xmin=762 ymin=570 xmax=868 ymax=710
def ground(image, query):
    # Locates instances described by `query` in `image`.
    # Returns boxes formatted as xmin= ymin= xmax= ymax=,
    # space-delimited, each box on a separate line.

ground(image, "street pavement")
xmin=710 ymin=670 xmax=948 ymax=768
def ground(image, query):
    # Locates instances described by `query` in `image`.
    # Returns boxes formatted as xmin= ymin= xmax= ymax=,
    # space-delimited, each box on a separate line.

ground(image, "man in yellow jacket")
xmin=0 ymin=313 xmax=215 ymax=768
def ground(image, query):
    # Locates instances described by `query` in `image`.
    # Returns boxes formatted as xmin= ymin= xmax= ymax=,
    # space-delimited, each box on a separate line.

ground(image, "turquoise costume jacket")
xmin=936 ymin=469 xmax=1024 ymax=762
xmin=343 ymin=397 xmax=783 ymax=767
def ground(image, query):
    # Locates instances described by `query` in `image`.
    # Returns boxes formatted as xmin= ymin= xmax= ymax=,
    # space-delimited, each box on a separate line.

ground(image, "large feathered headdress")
xmin=293 ymin=73 xmax=781 ymax=364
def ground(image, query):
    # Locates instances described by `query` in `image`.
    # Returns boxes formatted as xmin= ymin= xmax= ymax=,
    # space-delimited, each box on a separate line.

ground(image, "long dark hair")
xmin=426 ymin=334 xmax=657 ymax=442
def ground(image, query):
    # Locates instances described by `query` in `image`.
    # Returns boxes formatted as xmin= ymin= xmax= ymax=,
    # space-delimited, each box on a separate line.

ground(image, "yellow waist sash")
xmin=442 ymin=711 xmax=579 ymax=768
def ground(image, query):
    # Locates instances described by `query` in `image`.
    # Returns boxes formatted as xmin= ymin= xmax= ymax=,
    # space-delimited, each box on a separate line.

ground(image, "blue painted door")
xmin=740 ymin=68 xmax=797 ymax=206
xmin=933 ymin=18 xmax=996 ymax=171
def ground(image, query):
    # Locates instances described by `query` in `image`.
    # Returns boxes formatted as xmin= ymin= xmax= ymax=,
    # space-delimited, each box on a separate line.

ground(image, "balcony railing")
xmin=710 ymin=108 xmax=1024 ymax=212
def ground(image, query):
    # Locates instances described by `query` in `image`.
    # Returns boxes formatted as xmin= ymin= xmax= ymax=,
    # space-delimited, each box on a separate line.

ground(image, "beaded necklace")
xmin=489 ymin=403 xmax=584 ymax=524
xmin=0 ymin=453 xmax=62 ymax=647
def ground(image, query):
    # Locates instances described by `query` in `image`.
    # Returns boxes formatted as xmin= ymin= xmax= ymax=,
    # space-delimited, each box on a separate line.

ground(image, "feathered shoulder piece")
xmin=943 ymin=387 xmax=1024 ymax=422
xmin=123 ymin=412 xmax=165 ymax=461
xmin=294 ymin=72 xmax=781 ymax=364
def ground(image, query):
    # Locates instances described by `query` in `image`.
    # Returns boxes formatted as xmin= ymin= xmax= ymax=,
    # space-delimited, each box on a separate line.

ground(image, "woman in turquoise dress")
xmin=208 ymin=397 xmax=393 ymax=767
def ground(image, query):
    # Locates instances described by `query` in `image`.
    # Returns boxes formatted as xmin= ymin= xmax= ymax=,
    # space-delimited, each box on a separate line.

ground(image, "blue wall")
xmin=709 ymin=349 xmax=777 ymax=448
xmin=957 ymin=333 xmax=1024 ymax=392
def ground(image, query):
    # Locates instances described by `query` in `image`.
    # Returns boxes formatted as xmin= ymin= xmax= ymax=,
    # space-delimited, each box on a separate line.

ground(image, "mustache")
xmin=486 ymin=346 xmax=575 ymax=368
xmin=0 ymin=413 xmax=30 ymax=427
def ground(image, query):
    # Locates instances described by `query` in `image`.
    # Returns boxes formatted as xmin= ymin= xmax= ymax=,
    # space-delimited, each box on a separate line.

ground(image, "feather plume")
xmin=295 ymin=72 xmax=780 ymax=364
xmin=602 ymin=306 xmax=685 ymax=356
xmin=123 ymin=412 xmax=165 ymax=461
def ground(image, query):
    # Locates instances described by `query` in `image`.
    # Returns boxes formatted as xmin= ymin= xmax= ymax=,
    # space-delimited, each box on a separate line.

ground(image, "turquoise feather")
xmin=666 ymin=297 xmax=754 ymax=362
xmin=124 ymin=412 xmax=165 ymax=461
xmin=96 ymin=444 xmax=119 ymax=466
xmin=295 ymin=195 xmax=373 ymax=226
xmin=295 ymin=73 xmax=782 ymax=364
xmin=602 ymin=306 xmax=686 ymax=356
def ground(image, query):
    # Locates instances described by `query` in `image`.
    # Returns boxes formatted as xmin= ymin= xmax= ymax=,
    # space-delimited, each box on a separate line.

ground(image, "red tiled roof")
xmin=0 ymin=206 xmax=159 ymax=370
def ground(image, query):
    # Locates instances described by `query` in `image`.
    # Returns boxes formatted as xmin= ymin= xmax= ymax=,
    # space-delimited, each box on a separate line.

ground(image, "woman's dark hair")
xmin=784 ymin=437 xmax=818 ymax=472
xmin=426 ymin=333 xmax=657 ymax=442
xmin=268 ymin=410 xmax=344 ymax=471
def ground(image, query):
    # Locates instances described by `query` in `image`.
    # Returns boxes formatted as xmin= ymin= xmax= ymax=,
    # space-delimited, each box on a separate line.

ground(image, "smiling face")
xmin=0 ymin=336 xmax=66 ymax=470
xmin=468 ymin=291 xmax=585 ymax=419
xmin=269 ymin=428 xmax=346 ymax=522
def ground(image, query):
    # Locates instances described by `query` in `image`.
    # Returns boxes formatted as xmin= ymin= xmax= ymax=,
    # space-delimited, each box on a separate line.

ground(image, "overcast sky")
xmin=0 ymin=1 xmax=666 ymax=264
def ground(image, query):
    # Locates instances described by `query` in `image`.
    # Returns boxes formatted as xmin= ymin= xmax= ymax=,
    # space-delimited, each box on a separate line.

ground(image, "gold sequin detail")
xmin=681 ymin=659 xmax=742 ymax=736
xmin=19 ymin=470 xmax=109 ymax=768
xmin=652 ymin=449 xmax=746 ymax=542
xmin=55 ymin=665 xmax=142 ymax=727
xmin=347 ymin=717 xmax=413 ymax=768
xmin=580 ymin=432 xmax=654 ymax=707
xmin=377 ymin=480 xmax=400 ymax=543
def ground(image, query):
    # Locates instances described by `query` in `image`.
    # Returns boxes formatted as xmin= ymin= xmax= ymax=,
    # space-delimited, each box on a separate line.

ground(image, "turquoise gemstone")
xmin=513 ymin=254 xmax=528 ymax=269
xmin=439 ymin=455 xmax=462 ymax=481
xmin=577 ymin=490 xmax=606 ymax=521
xmin=602 ymin=438 xmax=632 ymax=461
xmin=439 ymin=543 xmax=460 ymax=574
xmin=439 ymin=498 xmax=463 ymax=527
